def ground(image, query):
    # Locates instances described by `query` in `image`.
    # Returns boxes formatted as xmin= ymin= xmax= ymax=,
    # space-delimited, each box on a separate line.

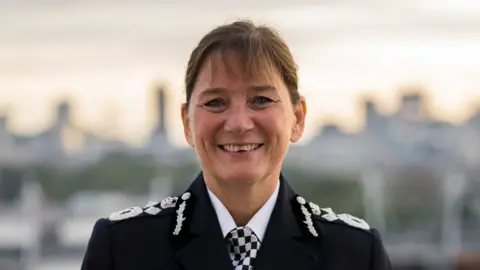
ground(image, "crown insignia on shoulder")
xmin=161 ymin=196 xmax=178 ymax=209
xmin=108 ymin=196 xmax=178 ymax=221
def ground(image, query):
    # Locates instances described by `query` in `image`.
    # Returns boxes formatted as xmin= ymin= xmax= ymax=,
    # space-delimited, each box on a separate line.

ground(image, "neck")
xmin=205 ymin=173 xmax=279 ymax=226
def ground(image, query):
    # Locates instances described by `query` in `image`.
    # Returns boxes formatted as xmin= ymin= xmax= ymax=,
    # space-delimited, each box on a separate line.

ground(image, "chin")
xmin=217 ymin=168 xmax=265 ymax=185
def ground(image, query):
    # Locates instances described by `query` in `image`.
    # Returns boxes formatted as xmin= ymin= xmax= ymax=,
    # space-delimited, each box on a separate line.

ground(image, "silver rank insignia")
xmin=109 ymin=206 xmax=143 ymax=221
xmin=336 ymin=213 xmax=370 ymax=230
xmin=144 ymin=206 xmax=161 ymax=215
xmin=297 ymin=196 xmax=318 ymax=237
xmin=173 ymin=192 xmax=191 ymax=235
xmin=310 ymin=202 xmax=370 ymax=231
xmin=161 ymin=196 xmax=178 ymax=209
xmin=317 ymin=206 xmax=370 ymax=230
xmin=143 ymin=201 xmax=161 ymax=215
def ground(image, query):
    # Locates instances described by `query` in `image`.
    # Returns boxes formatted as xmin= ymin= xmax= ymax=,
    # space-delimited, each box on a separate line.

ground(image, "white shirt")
xmin=207 ymin=182 xmax=280 ymax=242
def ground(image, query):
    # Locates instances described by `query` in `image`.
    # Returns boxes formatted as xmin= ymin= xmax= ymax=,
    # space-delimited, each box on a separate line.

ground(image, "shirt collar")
xmin=207 ymin=181 xmax=280 ymax=242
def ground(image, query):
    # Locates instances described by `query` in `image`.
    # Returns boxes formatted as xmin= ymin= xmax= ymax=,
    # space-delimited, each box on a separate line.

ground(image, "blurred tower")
xmin=54 ymin=101 xmax=71 ymax=129
xmin=155 ymin=86 xmax=167 ymax=136
xmin=148 ymin=84 xmax=172 ymax=155
xmin=46 ymin=100 xmax=73 ymax=157
xmin=399 ymin=92 xmax=423 ymax=121
xmin=361 ymin=96 xmax=387 ymax=138
xmin=364 ymin=99 xmax=378 ymax=131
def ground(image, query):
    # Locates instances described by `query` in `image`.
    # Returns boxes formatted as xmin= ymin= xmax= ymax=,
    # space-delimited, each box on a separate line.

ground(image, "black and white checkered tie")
xmin=225 ymin=226 xmax=261 ymax=270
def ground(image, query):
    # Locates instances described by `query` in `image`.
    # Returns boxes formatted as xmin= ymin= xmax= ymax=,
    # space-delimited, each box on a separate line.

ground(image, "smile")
xmin=219 ymin=144 xmax=264 ymax=153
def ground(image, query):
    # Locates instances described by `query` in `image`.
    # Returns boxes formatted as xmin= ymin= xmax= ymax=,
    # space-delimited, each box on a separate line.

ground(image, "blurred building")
xmin=289 ymin=88 xmax=480 ymax=171
xmin=0 ymin=84 xmax=184 ymax=168
xmin=1 ymin=85 xmax=480 ymax=171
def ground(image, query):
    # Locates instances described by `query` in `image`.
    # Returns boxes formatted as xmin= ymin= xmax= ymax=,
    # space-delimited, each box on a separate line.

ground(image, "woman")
xmin=81 ymin=20 xmax=392 ymax=270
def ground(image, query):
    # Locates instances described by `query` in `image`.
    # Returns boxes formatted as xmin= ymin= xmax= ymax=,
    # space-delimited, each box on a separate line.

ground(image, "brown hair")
xmin=184 ymin=20 xmax=300 ymax=106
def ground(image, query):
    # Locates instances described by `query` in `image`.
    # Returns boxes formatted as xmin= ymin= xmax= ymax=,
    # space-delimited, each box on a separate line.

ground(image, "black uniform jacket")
xmin=81 ymin=172 xmax=393 ymax=270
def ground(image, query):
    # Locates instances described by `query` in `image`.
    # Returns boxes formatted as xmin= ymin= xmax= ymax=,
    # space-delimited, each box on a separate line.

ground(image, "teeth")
xmin=222 ymin=144 xmax=260 ymax=152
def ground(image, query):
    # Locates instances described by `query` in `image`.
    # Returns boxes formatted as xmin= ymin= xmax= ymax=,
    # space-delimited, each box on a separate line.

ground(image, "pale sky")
xmin=1 ymin=0 xmax=480 ymax=146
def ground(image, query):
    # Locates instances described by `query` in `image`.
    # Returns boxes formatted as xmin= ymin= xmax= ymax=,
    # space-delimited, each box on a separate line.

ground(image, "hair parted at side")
xmin=184 ymin=20 xmax=300 ymax=106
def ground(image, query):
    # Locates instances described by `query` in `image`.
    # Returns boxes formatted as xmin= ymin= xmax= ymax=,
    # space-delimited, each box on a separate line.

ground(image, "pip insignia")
xmin=144 ymin=206 xmax=161 ymax=215
xmin=143 ymin=200 xmax=161 ymax=215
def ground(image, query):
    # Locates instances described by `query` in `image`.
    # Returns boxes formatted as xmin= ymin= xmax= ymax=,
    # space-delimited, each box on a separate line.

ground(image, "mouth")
xmin=219 ymin=144 xmax=264 ymax=153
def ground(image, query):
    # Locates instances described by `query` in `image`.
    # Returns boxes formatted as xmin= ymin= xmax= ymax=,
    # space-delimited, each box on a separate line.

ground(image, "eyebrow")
xmin=199 ymin=85 xmax=278 ymax=97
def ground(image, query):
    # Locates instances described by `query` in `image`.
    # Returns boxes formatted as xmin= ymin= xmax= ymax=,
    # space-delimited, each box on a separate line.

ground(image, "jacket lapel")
xmin=253 ymin=174 xmax=325 ymax=270
xmin=173 ymin=173 xmax=234 ymax=270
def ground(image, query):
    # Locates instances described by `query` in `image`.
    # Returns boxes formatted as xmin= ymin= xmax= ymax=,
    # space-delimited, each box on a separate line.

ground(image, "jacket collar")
xmin=170 ymin=172 xmax=325 ymax=270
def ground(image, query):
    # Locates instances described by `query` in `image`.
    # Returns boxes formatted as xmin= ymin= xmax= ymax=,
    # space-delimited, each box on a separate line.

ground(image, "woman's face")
xmin=181 ymin=52 xmax=306 ymax=187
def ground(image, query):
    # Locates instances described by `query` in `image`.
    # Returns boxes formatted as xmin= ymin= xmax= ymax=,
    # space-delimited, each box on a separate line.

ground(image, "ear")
xmin=290 ymin=97 xmax=307 ymax=143
xmin=181 ymin=103 xmax=195 ymax=148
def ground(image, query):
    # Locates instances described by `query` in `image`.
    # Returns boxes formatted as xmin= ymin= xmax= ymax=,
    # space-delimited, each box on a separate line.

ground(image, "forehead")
xmin=195 ymin=51 xmax=285 ymax=90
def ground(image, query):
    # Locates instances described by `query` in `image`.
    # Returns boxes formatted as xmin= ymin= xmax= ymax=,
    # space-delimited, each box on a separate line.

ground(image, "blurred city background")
xmin=1 ymin=1 xmax=480 ymax=269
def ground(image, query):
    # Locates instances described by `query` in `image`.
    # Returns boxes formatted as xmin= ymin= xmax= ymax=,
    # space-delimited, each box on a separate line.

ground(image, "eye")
xmin=250 ymin=96 xmax=274 ymax=108
xmin=202 ymin=98 xmax=226 ymax=112
xmin=204 ymin=99 xmax=224 ymax=107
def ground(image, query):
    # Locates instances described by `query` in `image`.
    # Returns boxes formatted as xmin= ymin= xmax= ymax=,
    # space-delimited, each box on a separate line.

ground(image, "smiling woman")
xmin=81 ymin=20 xmax=393 ymax=270
xmin=181 ymin=22 xmax=306 ymax=226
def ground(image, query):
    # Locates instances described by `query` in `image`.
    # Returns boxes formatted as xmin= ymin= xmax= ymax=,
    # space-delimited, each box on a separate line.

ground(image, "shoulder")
xmin=294 ymin=195 xmax=372 ymax=235
xmin=82 ymin=196 xmax=181 ymax=268
xmin=293 ymin=196 xmax=393 ymax=268
xmin=101 ymin=195 xmax=180 ymax=227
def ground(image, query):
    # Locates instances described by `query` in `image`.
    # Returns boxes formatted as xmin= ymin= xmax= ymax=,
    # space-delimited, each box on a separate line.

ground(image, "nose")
xmin=224 ymin=103 xmax=254 ymax=135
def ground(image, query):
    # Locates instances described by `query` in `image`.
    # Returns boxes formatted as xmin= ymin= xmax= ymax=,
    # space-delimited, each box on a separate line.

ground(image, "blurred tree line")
xmin=0 ymin=152 xmax=363 ymax=215
xmin=1 ymin=152 xmax=476 ymax=229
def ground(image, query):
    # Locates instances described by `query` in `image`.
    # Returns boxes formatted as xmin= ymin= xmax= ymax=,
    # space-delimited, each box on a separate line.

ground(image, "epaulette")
xmin=292 ymin=195 xmax=370 ymax=237
xmin=107 ymin=196 xmax=179 ymax=223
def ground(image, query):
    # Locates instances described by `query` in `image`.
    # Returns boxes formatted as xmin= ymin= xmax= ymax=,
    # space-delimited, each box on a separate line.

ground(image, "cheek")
xmin=191 ymin=110 xmax=217 ymax=141
xmin=260 ymin=109 xmax=293 ymax=140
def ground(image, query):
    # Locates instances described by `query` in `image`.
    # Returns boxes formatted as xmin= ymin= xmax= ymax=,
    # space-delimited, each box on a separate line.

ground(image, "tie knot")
xmin=226 ymin=227 xmax=261 ymax=270
xmin=226 ymin=226 xmax=257 ymax=243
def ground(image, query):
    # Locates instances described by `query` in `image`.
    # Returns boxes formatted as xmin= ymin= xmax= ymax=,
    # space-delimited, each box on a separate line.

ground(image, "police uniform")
xmin=81 ymin=172 xmax=393 ymax=270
